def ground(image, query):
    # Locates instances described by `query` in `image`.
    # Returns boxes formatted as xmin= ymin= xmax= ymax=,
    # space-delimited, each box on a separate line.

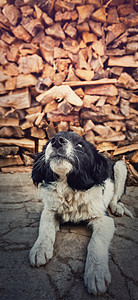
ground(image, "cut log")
xmin=0 ymin=138 xmax=35 ymax=151
xmin=106 ymin=23 xmax=127 ymax=45
xmin=0 ymin=155 xmax=23 ymax=168
xmin=45 ymin=23 xmax=65 ymax=40
xmin=75 ymin=69 xmax=94 ymax=81
xmin=57 ymin=121 xmax=68 ymax=132
xmin=46 ymin=122 xmax=56 ymax=139
xmin=76 ymin=5 xmax=94 ymax=24
xmin=19 ymin=54 xmax=43 ymax=74
xmin=21 ymin=17 xmax=43 ymax=37
xmin=5 ymin=77 xmax=16 ymax=91
xmin=82 ymin=32 xmax=97 ymax=44
xmin=0 ymin=126 xmax=24 ymax=138
xmin=97 ymin=142 xmax=117 ymax=152
xmin=30 ymin=127 xmax=46 ymax=139
xmin=36 ymin=85 xmax=83 ymax=106
xmin=1 ymin=166 xmax=32 ymax=173
xmin=0 ymin=146 xmax=19 ymax=157
xmin=89 ymin=20 xmax=102 ymax=37
xmin=85 ymin=84 xmax=118 ymax=96
xmin=12 ymin=25 xmax=31 ymax=42
xmin=91 ymin=7 xmax=106 ymax=23
xmin=118 ymin=72 xmax=137 ymax=90
xmin=0 ymin=118 xmax=19 ymax=127
xmin=3 ymin=4 xmax=21 ymax=26
xmin=108 ymin=56 xmax=138 ymax=67
xmin=113 ymin=144 xmax=138 ymax=156
xmin=0 ymin=88 xmax=31 ymax=109
xmin=65 ymin=23 xmax=77 ymax=39
xmin=62 ymin=38 xmax=79 ymax=54
xmin=16 ymin=74 xmax=37 ymax=88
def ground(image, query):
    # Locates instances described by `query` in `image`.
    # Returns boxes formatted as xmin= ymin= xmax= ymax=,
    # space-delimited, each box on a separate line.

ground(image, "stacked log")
xmin=0 ymin=0 xmax=138 ymax=181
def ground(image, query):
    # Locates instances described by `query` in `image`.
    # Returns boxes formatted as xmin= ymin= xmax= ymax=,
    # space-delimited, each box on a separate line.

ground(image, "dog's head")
xmin=32 ymin=131 xmax=110 ymax=190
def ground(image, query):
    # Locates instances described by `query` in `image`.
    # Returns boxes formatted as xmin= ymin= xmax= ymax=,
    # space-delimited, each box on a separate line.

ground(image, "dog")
xmin=29 ymin=131 xmax=133 ymax=295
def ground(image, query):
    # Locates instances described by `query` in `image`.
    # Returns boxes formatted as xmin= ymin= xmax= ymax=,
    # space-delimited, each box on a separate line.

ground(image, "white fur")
xmin=29 ymin=159 xmax=131 ymax=295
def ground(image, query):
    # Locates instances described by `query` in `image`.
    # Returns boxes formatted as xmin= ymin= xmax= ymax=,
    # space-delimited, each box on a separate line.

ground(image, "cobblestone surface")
xmin=0 ymin=173 xmax=138 ymax=300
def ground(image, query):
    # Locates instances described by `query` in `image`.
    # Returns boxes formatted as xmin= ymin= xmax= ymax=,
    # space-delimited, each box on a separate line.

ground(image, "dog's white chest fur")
xmin=40 ymin=178 xmax=114 ymax=222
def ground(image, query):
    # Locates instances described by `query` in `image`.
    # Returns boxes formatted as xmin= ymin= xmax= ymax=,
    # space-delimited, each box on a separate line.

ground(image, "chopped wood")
xmin=97 ymin=142 xmax=117 ymax=152
xmin=0 ymin=155 xmax=23 ymax=168
xmin=89 ymin=20 xmax=102 ymax=37
xmin=0 ymin=0 xmax=137 ymax=169
xmin=36 ymin=85 xmax=83 ymax=106
xmin=38 ymin=139 xmax=48 ymax=152
xmin=92 ymin=7 xmax=106 ymax=23
xmin=12 ymin=25 xmax=31 ymax=42
xmin=113 ymin=144 xmax=138 ymax=156
xmin=3 ymin=4 xmax=21 ymax=26
xmin=0 ymin=126 xmax=24 ymax=138
xmin=46 ymin=122 xmax=56 ymax=139
xmin=1 ymin=166 xmax=32 ymax=173
xmin=30 ymin=127 xmax=46 ymax=139
xmin=75 ymin=69 xmax=94 ymax=81
xmin=118 ymin=72 xmax=138 ymax=90
xmin=45 ymin=23 xmax=65 ymax=40
xmin=21 ymin=17 xmax=43 ymax=36
xmin=130 ymin=151 xmax=138 ymax=164
xmin=57 ymin=121 xmax=68 ymax=132
xmin=0 ymin=118 xmax=19 ymax=127
xmin=16 ymin=74 xmax=37 ymax=89
xmin=0 ymin=138 xmax=35 ymax=151
xmin=0 ymin=88 xmax=30 ymax=109
xmin=82 ymin=32 xmax=97 ymax=44
xmin=5 ymin=77 xmax=16 ymax=91
xmin=85 ymin=84 xmax=118 ymax=96
xmin=106 ymin=23 xmax=127 ymax=45
xmin=108 ymin=56 xmax=138 ymax=67
xmin=76 ymin=5 xmax=94 ymax=24
xmin=62 ymin=38 xmax=79 ymax=54
xmin=19 ymin=54 xmax=43 ymax=74
xmin=0 ymin=146 xmax=19 ymax=157
xmin=130 ymin=94 xmax=138 ymax=103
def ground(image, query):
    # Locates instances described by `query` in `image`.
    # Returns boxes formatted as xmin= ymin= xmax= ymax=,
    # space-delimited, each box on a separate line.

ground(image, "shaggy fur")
xmin=29 ymin=131 xmax=132 ymax=295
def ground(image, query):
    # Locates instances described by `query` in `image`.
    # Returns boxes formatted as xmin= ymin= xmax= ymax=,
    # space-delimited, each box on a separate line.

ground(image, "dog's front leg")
xmin=29 ymin=207 xmax=59 ymax=267
xmin=84 ymin=216 xmax=115 ymax=295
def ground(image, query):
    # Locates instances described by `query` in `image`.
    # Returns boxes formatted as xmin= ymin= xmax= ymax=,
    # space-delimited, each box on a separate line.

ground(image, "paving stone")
xmin=0 ymin=173 xmax=137 ymax=300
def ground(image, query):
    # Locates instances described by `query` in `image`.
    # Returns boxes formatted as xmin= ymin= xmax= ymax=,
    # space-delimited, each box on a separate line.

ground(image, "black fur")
xmin=32 ymin=131 xmax=114 ymax=190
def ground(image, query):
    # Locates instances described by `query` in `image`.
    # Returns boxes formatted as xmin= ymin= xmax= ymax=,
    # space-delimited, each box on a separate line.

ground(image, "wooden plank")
xmin=62 ymin=78 xmax=117 ymax=86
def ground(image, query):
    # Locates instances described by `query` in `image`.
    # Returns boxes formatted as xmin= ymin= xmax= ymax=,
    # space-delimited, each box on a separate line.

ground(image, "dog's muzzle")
xmin=51 ymin=135 xmax=66 ymax=150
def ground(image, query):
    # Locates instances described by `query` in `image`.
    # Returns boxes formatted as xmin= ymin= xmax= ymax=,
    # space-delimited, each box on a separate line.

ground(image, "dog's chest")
xmin=41 ymin=180 xmax=108 ymax=222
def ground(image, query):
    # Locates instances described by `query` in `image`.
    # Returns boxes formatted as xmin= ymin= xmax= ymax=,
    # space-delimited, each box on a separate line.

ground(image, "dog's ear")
xmin=32 ymin=147 xmax=59 ymax=186
xmin=32 ymin=150 xmax=46 ymax=186
xmin=93 ymin=152 xmax=110 ymax=184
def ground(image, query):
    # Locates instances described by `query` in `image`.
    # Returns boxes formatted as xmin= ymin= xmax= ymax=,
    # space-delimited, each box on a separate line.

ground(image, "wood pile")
xmin=0 ymin=0 xmax=138 ymax=182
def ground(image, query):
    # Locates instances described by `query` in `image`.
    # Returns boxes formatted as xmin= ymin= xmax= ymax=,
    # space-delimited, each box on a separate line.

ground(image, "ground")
xmin=0 ymin=172 xmax=138 ymax=300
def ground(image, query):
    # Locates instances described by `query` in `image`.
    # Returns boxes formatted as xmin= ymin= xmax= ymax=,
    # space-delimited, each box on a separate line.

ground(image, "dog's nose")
xmin=51 ymin=136 xmax=66 ymax=149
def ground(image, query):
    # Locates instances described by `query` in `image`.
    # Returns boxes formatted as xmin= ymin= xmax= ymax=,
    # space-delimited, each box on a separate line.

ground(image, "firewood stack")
xmin=0 ymin=0 xmax=138 ymax=181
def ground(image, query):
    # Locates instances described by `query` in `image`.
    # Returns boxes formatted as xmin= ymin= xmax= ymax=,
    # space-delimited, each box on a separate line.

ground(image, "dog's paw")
xmin=29 ymin=238 xmax=53 ymax=267
xmin=110 ymin=202 xmax=124 ymax=216
xmin=84 ymin=262 xmax=111 ymax=295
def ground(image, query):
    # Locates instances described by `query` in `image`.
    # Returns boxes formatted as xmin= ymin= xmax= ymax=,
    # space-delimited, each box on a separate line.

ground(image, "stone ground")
xmin=0 ymin=172 xmax=138 ymax=300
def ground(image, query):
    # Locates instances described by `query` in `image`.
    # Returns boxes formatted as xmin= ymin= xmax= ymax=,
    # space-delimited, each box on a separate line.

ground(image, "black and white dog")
xmin=29 ymin=131 xmax=132 ymax=295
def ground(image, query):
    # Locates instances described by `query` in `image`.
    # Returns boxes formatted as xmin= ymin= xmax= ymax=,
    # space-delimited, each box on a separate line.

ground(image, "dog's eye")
xmin=78 ymin=143 xmax=83 ymax=148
